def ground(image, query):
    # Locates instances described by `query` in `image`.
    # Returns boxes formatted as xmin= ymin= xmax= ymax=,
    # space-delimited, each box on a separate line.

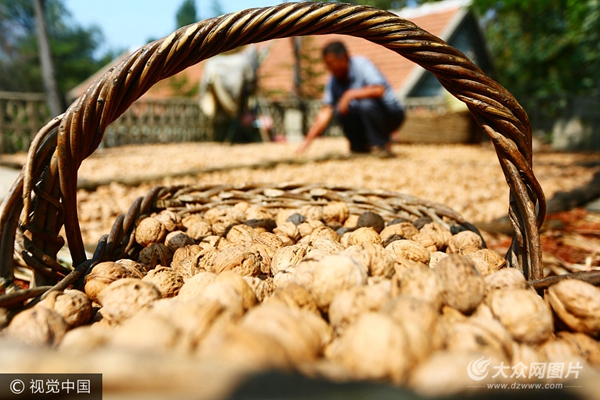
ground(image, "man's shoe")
xmin=369 ymin=146 xmax=395 ymax=159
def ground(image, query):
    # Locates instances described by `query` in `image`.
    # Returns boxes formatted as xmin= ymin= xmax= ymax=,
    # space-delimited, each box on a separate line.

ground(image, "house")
xmin=68 ymin=0 xmax=495 ymax=144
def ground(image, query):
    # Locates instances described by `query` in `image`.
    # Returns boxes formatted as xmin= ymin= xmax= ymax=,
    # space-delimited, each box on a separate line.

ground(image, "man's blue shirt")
xmin=322 ymin=56 xmax=403 ymax=113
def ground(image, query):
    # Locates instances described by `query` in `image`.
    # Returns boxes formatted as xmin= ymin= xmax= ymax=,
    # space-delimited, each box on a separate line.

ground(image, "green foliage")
xmin=210 ymin=0 xmax=225 ymax=17
xmin=0 ymin=0 xmax=119 ymax=96
xmin=175 ymin=0 xmax=198 ymax=29
xmin=472 ymin=0 xmax=600 ymax=100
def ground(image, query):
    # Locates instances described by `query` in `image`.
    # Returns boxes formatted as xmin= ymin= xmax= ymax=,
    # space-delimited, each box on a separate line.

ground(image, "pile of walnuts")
xmin=3 ymin=200 xmax=600 ymax=396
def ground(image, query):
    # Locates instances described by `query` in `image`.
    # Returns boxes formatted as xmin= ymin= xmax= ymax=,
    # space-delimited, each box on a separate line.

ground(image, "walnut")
xmin=484 ymin=267 xmax=527 ymax=294
xmin=310 ymin=238 xmax=345 ymax=255
xmin=299 ymin=205 xmax=323 ymax=222
xmin=181 ymin=213 xmax=205 ymax=229
xmin=38 ymin=289 xmax=92 ymax=328
xmin=447 ymin=230 xmax=483 ymax=254
xmin=59 ymin=324 xmax=109 ymax=351
xmin=214 ymin=271 xmax=258 ymax=311
xmin=164 ymin=230 xmax=195 ymax=251
xmin=134 ymin=217 xmax=167 ymax=246
xmin=419 ymin=222 xmax=452 ymax=251
xmin=273 ymin=268 xmax=297 ymax=289
xmin=108 ymin=313 xmax=191 ymax=355
xmin=97 ymin=278 xmax=161 ymax=322
xmin=115 ymin=259 xmax=147 ymax=276
xmin=297 ymin=219 xmax=324 ymax=237
xmin=263 ymin=283 xmax=320 ymax=314
xmin=329 ymin=281 xmax=391 ymax=335
xmin=154 ymin=210 xmax=183 ymax=232
xmin=444 ymin=321 xmax=510 ymax=362
xmin=171 ymin=244 xmax=205 ymax=278
xmin=385 ymin=239 xmax=431 ymax=266
xmin=412 ymin=232 xmax=437 ymax=252
xmin=356 ymin=211 xmax=385 ymax=233
xmin=176 ymin=271 xmax=216 ymax=302
xmin=142 ymin=266 xmax=184 ymax=298
xmin=270 ymin=243 xmax=308 ymax=275
xmin=198 ymin=323 xmax=292 ymax=371
xmin=273 ymin=221 xmax=300 ymax=244
xmin=6 ymin=306 xmax=67 ymax=347
xmin=241 ymin=303 xmax=332 ymax=363
xmin=392 ymin=262 xmax=443 ymax=310
xmin=255 ymin=231 xmax=284 ymax=252
xmin=210 ymin=246 xmax=261 ymax=276
xmin=382 ymin=295 xmax=439 ymax=339
xmin=84 ymin=261 xmax=139 ymax=303
xmin=537 ymin=336 xmax=584 ymax=363
xmin=556 ymin=331 xmax=600 ymax=366
xmin=138 ymin=243 xmax=173 ymax=270
xmin=185 ymin=220 xmax=213 ymax=241
xmin=490 ymin=288 xmax=553 ymax=344
xmin=342 ymin=243 xmax=395 ymax=278
xmin=243 ymin=276 xmax=274 ymax=302
xmin=465 ymin=249 xmax=506 ymax=276
xmin=326 ymin=312 xmax=410 ymax=384
xmin=245 ymin=206 xmax=274 ymax=221
xmin=380 ymin=222 xmax=418 ymax=244
xmin=547 ymin=279 xmax=600 ymax=336
xmin=294 ymin=254 xmax=367 ymax=312
xmin=434 ymin=255 xmax=484 ymax=314
xmin=348 ymin=227 xmax=382 ymax=247
xmin=428 ymin=251 xmax=449 ymax=269
xmin=322 ymin=201 xmax=349 ymax=227
xmin=226 ymin=224 xmax=258 ymax=245
xmin=204 ymin=208 xmax=241 ymax=236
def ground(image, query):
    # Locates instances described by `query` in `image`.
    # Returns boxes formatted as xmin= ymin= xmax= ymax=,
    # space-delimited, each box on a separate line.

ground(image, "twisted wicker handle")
xmin=0 ymin=2 xmax=546 ymax=288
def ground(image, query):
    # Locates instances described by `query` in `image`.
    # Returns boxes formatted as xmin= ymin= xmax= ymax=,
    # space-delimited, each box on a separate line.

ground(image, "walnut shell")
xmin=138 ymin=243 xmax=173 ymax=270
xmin=434 ymin=255 xmax=485 ymax=314
xmin=241 ymin=303 xmax=332 ymax=363
xmin=556 ymin=331 xmax=600 ymax=366
xmin=135 ymin=217 xmax=167 ymax=246
xmin=321 ymin=201 xmax=349 ymax=227
xmin=294 ymin=254 xmax=368 ymax=312
xmin=385 ymin=239 xmax=431 ymax=266
xmin=428 ymin=251 xmax=449 ymax=269
xmin=447 ymin=230 xmax=483 ymax=254
xmin=6 ymin=306 xmax=67 ymax=347
xmin=270 ymin=243 xmax=308 ymax=275
xmin=297 ymin=219 xmax=324 ymax=237
xmin=547 ymin=279 xmax=600 ymax=336
xmin=348 ymin=227 xmax=382 ymax=247
xmin=171 ymin=244 xmax=205 ymax=278
xmin=226 ymin=224 xmax=258 ymax=245
xmin=198 ymin=324 xmax=292 ymax=371
xmin=465 ymin=249 xmax=506 ymax=276
xmin=484 ymin=268 xmax=527 ymax=294
xmin=142 ymin=266 xmax=184 ymax=298
xmin=380 ymin=222 xmax=419 ymax=244
xmin=329 ymin=281 xmax=391 ymax=335
xmin=211 ymin=245 xmax=261 ymax=276
xmin=176 ymin=271 xmax=216 ymax=302
xmin=154 ymin=210 xmax=183 ymax=232
xmin=419 ymin=222 xmax=452 ymax=251
xmin=185 ymin=220 xmax=213 ymax=240
xmin=38 ymin=289 xmax=92 ymax=328
xmin=342 ymin=243 xmax=395 ymax=278
xmin=392 ymin=262 xmax=443 ymax=310
xmin=412 ymin=232 xmax=437 ymax=252
xmin=164 ymin=230 xmax=195 ymax=251
xmin=115 ymin=259 xmax=148 ymax=276
xmin=97 ymin=278 xmax=161 ymax=322
xmin=59 ymin=324 xmax=109 ymax=351
xmin=444 ymin=321 xmax=510 ymax=362
xmin=263 ymin=283 xmax=320 ymax=314
xmin=326 ymin=312 xmax=410 ymax=384
xmin=309 ymin=238 xmax=345 ymax=255
xmin=243 ymin=276 xmax=274 ymax=302
xmin=490 ymin=288 xmax=553 ymax=344
xmin=273 ymin=221 xmax=300 ymax=243
xmin=84 ymin=261 xmax=139 ymax=303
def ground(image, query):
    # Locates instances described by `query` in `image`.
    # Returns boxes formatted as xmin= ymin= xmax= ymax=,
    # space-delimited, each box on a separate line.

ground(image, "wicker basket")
xmin=0 ymin=2 xmax=563 ymax=309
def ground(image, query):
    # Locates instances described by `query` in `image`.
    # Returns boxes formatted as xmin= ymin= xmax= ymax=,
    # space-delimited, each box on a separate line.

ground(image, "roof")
xmin=68 ymin=0 xmax=475 ymax=102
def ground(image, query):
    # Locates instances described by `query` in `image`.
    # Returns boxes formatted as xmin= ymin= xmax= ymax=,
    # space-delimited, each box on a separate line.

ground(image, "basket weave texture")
xmin=0 ymin=2 xmax=547 ymax=306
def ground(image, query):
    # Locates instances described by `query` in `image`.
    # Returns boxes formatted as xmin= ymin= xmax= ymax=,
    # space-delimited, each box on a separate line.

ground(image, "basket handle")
xmin=0 ymin=1 xmax=545 ymax=288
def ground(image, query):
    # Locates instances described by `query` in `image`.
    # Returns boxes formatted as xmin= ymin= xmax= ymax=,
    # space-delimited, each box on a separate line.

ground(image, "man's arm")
xmin=297 ymin=105 xmax=334 ymax=154
xmin=337 ymin=84 xmax=385 ymax=115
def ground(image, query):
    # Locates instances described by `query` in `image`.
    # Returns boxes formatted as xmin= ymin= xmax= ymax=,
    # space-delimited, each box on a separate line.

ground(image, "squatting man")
xmin=297 ymin=41 xmax=405 ymax=156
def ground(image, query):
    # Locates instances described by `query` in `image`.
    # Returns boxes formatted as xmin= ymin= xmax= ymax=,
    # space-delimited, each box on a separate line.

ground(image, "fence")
xmin=0 ymin=91 xmax=50 ymax=154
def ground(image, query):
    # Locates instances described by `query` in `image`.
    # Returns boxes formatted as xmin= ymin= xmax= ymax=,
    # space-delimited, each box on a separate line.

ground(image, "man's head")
xmin=322 ymin=41 xmax=349 ymax=81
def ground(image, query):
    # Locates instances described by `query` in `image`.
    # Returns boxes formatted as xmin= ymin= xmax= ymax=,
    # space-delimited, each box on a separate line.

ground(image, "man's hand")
xmin=296 ymin=106 xmax=334 ymax=155
xmin=336 ymin=85 xmax=386 ymax=115
xmin=337 ymin=92 xmax=352 ymax=115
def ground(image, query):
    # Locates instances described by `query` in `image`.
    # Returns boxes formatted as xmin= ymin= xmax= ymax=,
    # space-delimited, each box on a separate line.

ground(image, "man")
xmin=298 ymin=41 xmax=404 ymax=156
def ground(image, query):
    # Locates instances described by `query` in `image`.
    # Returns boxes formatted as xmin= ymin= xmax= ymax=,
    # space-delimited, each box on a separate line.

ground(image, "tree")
xmin=0 ymin=0 xmax=118 ymax=100
xmin=33 ymin=0 xmax=63 ymax=115
xmin=471 ymin=0 xmax=600 ymax=100
xmin=175 ymin=0 xmax=197 ymax=29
